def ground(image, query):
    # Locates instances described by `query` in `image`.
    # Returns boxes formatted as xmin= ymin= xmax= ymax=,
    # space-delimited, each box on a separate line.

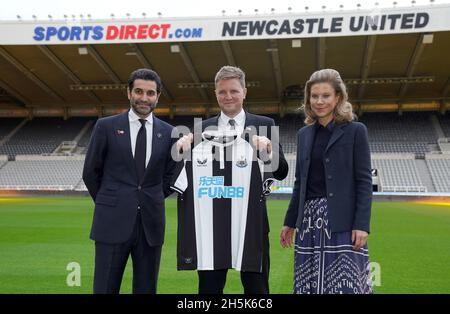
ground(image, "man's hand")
xmin=352 ymin=229 xmax=369 ymax=251
xmin=176 ymin=133 xmax=193 ymax=153
xmin=252 ymin=135 xmax=272 ymax=154
xmin=280 ymin=226 xmax=296 ymax=248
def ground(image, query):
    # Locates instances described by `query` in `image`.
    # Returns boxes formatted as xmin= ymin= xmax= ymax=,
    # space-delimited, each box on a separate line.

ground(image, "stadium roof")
xmin=0 ymin=4 xmax=449 ymax=117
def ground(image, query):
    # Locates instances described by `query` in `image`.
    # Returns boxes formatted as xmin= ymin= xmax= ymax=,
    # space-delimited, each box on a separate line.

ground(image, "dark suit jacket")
xmin=201 ymin=111 xmax=289 ymax=181
xmin=200 ymin=111 xmax=289 ymax=233
xmin=82 ymin=111 xmax=176 ymax=245
xmin=284 ymin=121 xmax=372 ymax=233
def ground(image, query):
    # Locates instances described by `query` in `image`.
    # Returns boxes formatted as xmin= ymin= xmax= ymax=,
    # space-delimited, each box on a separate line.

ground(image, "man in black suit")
xmin=177 ymin=66 xmax=288 ymax=294
xmin=83 ymin=69 xmax=175 ymax=294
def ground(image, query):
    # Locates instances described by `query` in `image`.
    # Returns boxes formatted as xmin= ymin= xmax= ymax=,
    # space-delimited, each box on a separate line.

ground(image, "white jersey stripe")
xmin=192 ymin=143 xmax=215 ymax=270
xmin=232 ymin=138 xmax=254 ymax=270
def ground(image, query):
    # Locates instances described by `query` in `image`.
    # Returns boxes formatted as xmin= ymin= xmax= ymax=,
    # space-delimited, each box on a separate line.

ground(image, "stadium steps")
xmin=426 ymin=157 xmax=450 ymax=192
xmin=74 ymin=120 xmax=94 ymax=144
xmin=74 ymin=178 xmax=87 ymax=191
xmin=415 ymin=159 xmax=436 ymax=192
xmin=438 ymin=113 xmax=450 ymax=137
xmin=431 ymin=114 xmax=446 ymax=139
xmin=437 ymin=138 xmax=450 ymax=154
xmin=0 ymin=118 xmax=27 ymax=148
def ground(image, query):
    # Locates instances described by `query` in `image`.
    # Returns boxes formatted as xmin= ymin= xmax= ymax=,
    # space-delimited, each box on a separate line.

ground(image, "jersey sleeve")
xmin=170 ymin=160 xmax=188 ymax=194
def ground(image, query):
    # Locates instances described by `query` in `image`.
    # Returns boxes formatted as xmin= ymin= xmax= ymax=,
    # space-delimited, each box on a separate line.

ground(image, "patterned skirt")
xmin=293 ymin=197 xmax=372 ymax=294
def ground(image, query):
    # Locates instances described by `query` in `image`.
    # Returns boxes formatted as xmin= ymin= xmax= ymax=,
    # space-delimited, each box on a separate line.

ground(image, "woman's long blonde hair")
xmin=302 ymin=69 xmax=354 ymax=125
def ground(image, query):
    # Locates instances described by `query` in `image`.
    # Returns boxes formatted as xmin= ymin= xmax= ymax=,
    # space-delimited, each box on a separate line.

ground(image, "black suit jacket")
xmin=199 ymin=111 xmax=289 ymax=233
xmin=82 ymin=111 xmax=176 ymax=245
xmin=283 ymin=121 xmax=372 ymax=233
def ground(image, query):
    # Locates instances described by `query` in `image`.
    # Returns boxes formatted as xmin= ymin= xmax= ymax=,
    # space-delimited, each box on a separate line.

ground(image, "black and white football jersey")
xmin=171 ymin=131 xmax=274 ymax=272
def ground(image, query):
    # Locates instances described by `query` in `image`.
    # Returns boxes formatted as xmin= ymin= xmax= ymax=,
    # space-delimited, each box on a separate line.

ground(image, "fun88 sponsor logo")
xmin=197 ymin=176 xmax=244 ymax=199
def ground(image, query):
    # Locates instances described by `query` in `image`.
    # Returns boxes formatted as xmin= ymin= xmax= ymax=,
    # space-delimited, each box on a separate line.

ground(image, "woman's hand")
xmin=280 ymin=226 xmax=296 ymax=248
xmin=352 ymin=229 xmax=369 ymax=251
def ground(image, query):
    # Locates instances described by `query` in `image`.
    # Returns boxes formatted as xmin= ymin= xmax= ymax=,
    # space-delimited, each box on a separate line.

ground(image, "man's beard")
xmin=131 ymin=99 xmax=156 ymax=117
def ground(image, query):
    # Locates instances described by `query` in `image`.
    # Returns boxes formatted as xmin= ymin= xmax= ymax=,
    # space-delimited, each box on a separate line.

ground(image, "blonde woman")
xmin=280 ymin=69 xmax=373 ymax=294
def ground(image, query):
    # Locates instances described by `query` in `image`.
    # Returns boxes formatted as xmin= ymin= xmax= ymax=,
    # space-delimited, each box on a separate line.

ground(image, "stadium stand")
xmin=438 ymin=113 xmax=450 ymax=138
xmin=0 ymin=118 xmax=23 ymax=141
xmin=0 ymin=117 xmax=90 ymax=158
xmin=77 ymin=123 xmax=94 ymax=148
xmin=0 ymin=112 xmax=449 ymax=193
xmin=75 ymin=121 xmax=95 ymax=154
xmin=277 ymin=157 xmax=297 ymax=188
xmin=278 ymin=114 xmax=305 ymax=154
xmin=0 ymin=156 xmax=84 ymax=190
xmin=425 ymin=155 xmax=450 ymax=193
xmin=360 ymin=112 xmax=437 ymax=142
xmin=371 ymin=154 xmax=426 ymax=192
xmin=359 ymin=112 xmax=439 ymax=158
xmin=0 ymin=155 xmax=7 ymax=169
xmin=74 ymin=179 xmax=87 ymax=191
xmin=368 ymin=142 xmax=430 ymax=156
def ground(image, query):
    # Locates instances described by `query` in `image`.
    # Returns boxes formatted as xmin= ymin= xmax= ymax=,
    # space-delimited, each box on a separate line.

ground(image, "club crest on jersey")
xmin=196 ymin=157 xmax=208 ymax=166
xmin=262 ymin=179 xmax=275 ymax=195
xmin=236 ymin=156 xmax=248 ymax=168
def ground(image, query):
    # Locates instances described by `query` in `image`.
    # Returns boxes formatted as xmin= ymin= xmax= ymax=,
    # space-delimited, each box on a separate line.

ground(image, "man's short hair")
xmin=214 ymin=66 xmax=246 ymax=88
xmin=128 ymin=68 xmax=162 ymax=93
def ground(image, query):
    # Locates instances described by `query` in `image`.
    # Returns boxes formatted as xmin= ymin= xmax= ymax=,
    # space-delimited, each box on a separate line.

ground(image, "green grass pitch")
xmin=0 ymin=196 xmax=449 ymax=293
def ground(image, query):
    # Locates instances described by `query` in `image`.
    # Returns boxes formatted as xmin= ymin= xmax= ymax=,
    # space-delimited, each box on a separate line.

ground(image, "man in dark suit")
xmin=177 ymin=66 xmax=288 ymax=294
xmin=83 ymin=69 xmax=176 ymax=294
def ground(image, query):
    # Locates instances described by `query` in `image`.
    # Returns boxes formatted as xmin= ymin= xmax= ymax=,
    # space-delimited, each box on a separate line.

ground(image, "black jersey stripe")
xmin=176 ymin=160 xmax=198 ymax=270
xmin=212 ymin=144 xmax=232 ymax=270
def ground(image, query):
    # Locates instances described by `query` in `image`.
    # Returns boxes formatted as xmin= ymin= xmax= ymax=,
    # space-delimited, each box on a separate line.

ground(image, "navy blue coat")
xmin=82 ymin=111 xmax=176 ymax=245
xmin=283 ymin=121 xmax=372 ymax=233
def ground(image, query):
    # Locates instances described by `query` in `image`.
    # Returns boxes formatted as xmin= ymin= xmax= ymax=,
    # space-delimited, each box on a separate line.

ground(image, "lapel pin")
xmin=157 ymin=133 xmax=162 ymax=138
xmin=117 ymin=130 xmax=125 ymax=135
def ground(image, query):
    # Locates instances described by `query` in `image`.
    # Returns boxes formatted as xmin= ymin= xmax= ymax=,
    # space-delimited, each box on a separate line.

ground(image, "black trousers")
xmin=93 ymin=212 xmax=162 ymax=294
xmin=197 ymin=237 xmax=270 ymax=294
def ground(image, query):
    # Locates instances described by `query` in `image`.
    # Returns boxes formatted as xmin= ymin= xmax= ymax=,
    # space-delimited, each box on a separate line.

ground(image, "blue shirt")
xmin=305 ymin=121 xmax=334 ymax=200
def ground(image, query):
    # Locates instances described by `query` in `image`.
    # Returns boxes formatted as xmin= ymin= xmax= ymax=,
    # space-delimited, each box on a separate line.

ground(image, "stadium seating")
xmin=277 ymin=154 xmax=430 ymax=193
xmin=0 ymin=155 xmax=7 ymax=169
xmin=426 ymin=156 xmax=450 ymax=192
xmin=277 ymin=156 xmax=297 ymax=188
xmin=360 ymin=112 xmax=437 ymax=142
xmin=278 ymin=114 xmax=305 ymax=154
xmin=371 ymin=155 xmax=426 ymax=192
xmin=77 ymin=122 xmax=94 ymax=148
xmin=0 ymin=112 xmax=449 ymax=193
xmin=0 ymin=158 xmax=84 ymax=189
xmin=359 ymin=112 xmax=438 ymax=157
xmin=0 ymin=118 xmax=23 ymax=141
xmin=368 ymin=142 xmax=430 ymax=156
xmin=438 ymin=113 xmax=450 ymax=138
xmin=76 ymin=122 xmax=95 ymax=154
xmin=0 ymin=117 xmax=90 ymax=158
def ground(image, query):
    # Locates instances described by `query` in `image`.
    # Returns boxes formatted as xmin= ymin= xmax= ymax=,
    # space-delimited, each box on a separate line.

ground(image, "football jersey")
xmin=171 ymin=130 xmax=274 ymax=272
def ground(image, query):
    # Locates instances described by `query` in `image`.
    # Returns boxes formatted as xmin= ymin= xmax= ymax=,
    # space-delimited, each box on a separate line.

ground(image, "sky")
xmin=1 ymin=0 xmax=450 ymax=21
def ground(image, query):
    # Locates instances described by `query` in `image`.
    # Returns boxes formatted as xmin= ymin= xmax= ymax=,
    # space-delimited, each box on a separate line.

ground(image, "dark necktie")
xmin=135 ymin=119 xmax=147 ymax=182
xmin=228 ymin=119 xmax=236 ymax=130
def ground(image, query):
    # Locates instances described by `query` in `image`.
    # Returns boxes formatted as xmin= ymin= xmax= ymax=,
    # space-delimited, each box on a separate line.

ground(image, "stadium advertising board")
xmin=0 ymin=4 xmax=449 ymax=45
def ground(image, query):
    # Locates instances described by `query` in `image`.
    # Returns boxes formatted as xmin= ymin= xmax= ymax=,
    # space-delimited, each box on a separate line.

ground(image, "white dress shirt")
xmin=129 ymin=109 xmax=153 ymax=167
xmin=218 ymin=109 xmax=246 ymax=134
xmin=218 ymin=109 xmax=273 ymax=160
